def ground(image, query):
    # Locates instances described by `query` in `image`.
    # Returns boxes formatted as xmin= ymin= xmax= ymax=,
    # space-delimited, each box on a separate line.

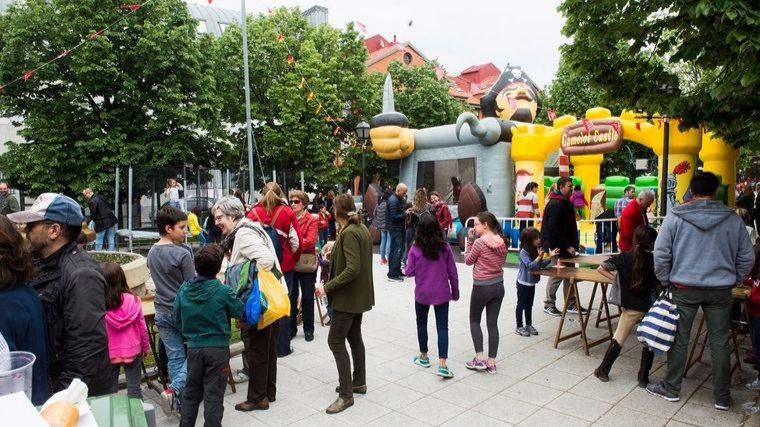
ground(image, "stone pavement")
xmin=146 ymin=254 xmax=760 ymax=426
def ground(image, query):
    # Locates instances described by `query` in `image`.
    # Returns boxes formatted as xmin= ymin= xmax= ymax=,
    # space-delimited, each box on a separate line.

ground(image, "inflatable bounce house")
xmin=369 ymin=67 xmax=740 ymax=244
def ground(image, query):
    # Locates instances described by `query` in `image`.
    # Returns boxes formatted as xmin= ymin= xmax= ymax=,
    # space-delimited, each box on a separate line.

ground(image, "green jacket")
xmin=173 ymin=276 xmax=244 ymax=348
xmin=324 ymin=223 xmax=375 ymax=313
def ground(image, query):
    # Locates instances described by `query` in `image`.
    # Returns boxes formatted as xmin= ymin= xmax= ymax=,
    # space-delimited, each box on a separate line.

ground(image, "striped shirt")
xmin=614 ymin=197 xmax=631 ymax=218
xmin=464 ymin=234 xmax=507 ymax=283
xmin=516 ymin=192 xmax=539 ymax=218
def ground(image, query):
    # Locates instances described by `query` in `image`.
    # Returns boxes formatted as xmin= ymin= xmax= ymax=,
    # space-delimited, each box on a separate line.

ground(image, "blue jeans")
xmin=277 ymin=272 xmax=294 ymax=356
xmin=415 ymin=302 xmax=449 ymax=359
xmin=388 ymin=229 xmax=404 ymax=278
xmin=198 ymin=231 xmax=207 ymax=247
xmin=169 ymin=200 xmax=181 ymax=210
xmin=291 ymin=271 xmax=317 ymax=335
xmin=379 ymin=230 xmax=390 ymax=260
xmin=95 ymin=225 xmax=117 ymax=251
xmin=319 ymin=229 xmax=329 ymax=246
xmin=155 ymin=311 xmax=187 ymax=398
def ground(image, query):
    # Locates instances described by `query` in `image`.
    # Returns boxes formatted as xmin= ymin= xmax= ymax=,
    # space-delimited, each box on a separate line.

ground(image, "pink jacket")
xmin=465 ymin=233 xmax=507 ymax=282
xmin=105 ymin=293 xmax=150 ymax=362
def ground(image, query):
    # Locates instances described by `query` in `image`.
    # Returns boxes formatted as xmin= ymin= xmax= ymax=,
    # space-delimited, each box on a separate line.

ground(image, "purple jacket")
xmin=404 ymin=243 xmax=459 ymax=305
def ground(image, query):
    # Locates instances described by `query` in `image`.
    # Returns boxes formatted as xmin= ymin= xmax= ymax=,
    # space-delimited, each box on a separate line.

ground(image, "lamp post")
xmin=355 ymin=121 xmax=370 ymax=210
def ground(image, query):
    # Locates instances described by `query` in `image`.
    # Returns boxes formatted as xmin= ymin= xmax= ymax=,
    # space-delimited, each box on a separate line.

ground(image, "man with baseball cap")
xmin=8 ymin=193 xmax=112 ymax=395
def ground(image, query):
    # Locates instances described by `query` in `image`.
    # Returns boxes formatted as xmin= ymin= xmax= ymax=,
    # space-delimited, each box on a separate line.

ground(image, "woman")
xmin=515 ymin=182 xmax=540 ymax=234
xmin=289 ymin=190 xmax=319 ymax=342
xmin=594 ymin=226 xmax=659 ymax=386
xmin=374 ymin=188 xmax=392 ymax=265
xmin=248 ymin=182 xmax=302 ymax=357
xmin=164 ymin=178 xmax=183 ymax=210
xmin=0 ymin=215 xmax=50 ymax=405
xmin=312 ymin=192 xmax=324 ymax=214
xmin=326 ymin=191 xmax=336 ymax=239
xmin=404 ymin=188 xmax=431 ymax=262
xmin=213 ymin=196 xmax=279 ymax=411
xmin=429 ymin=191 xmax=452 ymax=239
xmin=315 ymin=194 xmax=374 ymax=414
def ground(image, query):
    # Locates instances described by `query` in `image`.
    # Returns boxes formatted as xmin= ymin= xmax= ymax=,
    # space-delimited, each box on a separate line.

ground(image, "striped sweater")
xmin=465 ymin=233 xmax=507 ymax=284
xmin=516 ymin=192 xmax=539 ymax=218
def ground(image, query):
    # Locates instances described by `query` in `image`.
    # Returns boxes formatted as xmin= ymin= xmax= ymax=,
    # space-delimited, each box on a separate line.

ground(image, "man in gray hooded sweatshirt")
xmin=647 ymin=172 xmax=754 ymax=410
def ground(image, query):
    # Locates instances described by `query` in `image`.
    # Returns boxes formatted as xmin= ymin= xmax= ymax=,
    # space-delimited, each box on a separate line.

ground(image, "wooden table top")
xmin=141 ymin=295 xmax=155 ymax=318
xmin=535 ymin=266 xmax=614 ymax=284
xmin=560 ymin=254 xmax=615 ymax=266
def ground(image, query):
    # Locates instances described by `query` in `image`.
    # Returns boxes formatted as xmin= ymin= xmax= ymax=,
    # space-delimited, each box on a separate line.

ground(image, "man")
xmin=8 ymin=193 xmax=111 ymax=394
xmin=647 ymin=172 xmax=754 ymax=411
xmin=541 ymin=176 xmax=585 ymax=315
xmin=0 ymin=182 xmax=20 ymax=215
xmin=147 ymin=206 xmax=196 ymax=416
xmin=618 ymin=189 xmax=655 ymax=251
xmin=83 ymin=188 xmax=118 ymax=251
xmin=386 ymin=183 xmax=408 ymax=282
xmin=615 ymin=185 xmax=636 ymax=219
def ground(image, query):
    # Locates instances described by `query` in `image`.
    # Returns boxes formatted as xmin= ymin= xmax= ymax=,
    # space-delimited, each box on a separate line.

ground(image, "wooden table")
xmin=535 ymin=267 xmax=614 ymax=355
xmin=560 ymin=254 xmax=621 ymax=327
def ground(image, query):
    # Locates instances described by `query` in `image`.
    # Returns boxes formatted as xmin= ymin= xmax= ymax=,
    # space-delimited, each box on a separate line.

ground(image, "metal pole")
xmin=128 ymin=167 xmax=133 ymax=253
xmin=114 ymin=167 xmax=120 ymax=227
xmin=660 ymin=117 xmax=671 ymax=216
xmin=241 ymin=0 xmax=256 ymax=205
xmin=361 ymin=142 xmax=366 ymax=208
xmin=301 ymin=171 xmax=305 ymax=191
xmin=273 ymin=170 xmax=276 ymax=183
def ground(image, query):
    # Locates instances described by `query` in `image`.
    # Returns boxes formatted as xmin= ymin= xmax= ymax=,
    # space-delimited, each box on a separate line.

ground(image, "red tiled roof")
xmin=460 ymin=63 xmax=493 ymax=74
xmin=364 ymin=34 xmax=391 ymax=54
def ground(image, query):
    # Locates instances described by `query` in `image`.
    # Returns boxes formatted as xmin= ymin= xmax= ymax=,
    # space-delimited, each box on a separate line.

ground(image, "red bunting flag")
xmin=635 ymin=122 xmax=642 ymax=131
xmin=23 ymin=69 xmax=36 ymax=81
xmin=547 ymin=108 xmax=557 ymax=121
xmin=56 ymin=49 xmax=71 ymax=59
xmin=286 ymin=54 xmax=294 ymax=64
xmin=276 ymin=33 xmax=284 ymax=43
xmin=396 ymin=43 xmax=407 ymax=53
xmin=355 ymin=21 xmax=367 ymax=33
xmin=119 ymin=4 xmax=141 ymax=12
xmin=208 ymin=0 xmax=212 ymax=3
xmin=89 ymin=29 xmax=105 ymax=40
xmin=582 ymin=118 xmax=594 ymax=132
xmin=315 ymin=103 xmax=322 ymax=114
xmin=306 ymin=92 xmax=314 ymax=102
xmin=298 ymin=77 xmax=305 ymax=89
xmin=333 ymin=126 xmax=340 ymax=136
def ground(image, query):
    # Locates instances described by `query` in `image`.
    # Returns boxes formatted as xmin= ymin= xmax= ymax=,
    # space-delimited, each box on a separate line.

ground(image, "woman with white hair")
xmin=212 ymin=196 xmax=280 ymax=411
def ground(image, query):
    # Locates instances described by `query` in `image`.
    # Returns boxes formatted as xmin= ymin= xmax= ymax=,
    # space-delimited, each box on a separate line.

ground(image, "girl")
xmin=594 ymin=226 xmax=659 ymax=386
xmin=516 ymin=228 xmax=558 ymax=337
xmin=164 ymin=178 xmax=183 ymax=210
xmin=463 ymin=211 xmax=507 ymax=374
xmin=405 ymin=215 xmax=459 ymax=378
xmin=102 ymin=261 xmax=150 ymax=400
xmin=571 ymin=185 xmax=588 ymax=219
xmin=745 ymin=242 xmax=760 ymax=391
xmin=404 ymin=188 xmax=432 ymax=262
xmin=515 ymin=182 xmax=540 ymax=235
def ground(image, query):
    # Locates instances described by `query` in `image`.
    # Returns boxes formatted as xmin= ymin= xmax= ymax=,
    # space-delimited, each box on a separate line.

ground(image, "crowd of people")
xmin=1 ymin=170 xmax=759 ymax=425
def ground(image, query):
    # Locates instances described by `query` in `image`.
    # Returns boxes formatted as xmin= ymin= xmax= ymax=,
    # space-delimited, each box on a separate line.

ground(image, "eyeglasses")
xmin=289 ymin=200 xmax=302 ymax=205
xmin=213 ymin=215 xmax=226 ymax=222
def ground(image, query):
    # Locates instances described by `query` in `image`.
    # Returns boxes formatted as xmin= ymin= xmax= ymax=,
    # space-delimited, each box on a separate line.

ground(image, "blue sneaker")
xmin=437 ymin=366 xmax=454 ymax=378
xmin=646 ymin=381 xmax=680 ymax=402
xmin=413 ymin=355 xmax=431 ymax=368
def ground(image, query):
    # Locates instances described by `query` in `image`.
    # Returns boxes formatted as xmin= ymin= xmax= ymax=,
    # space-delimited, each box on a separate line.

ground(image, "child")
xmin=594 ymin=226 xmax=659 ymax=386
xmin=318 ymin=203 xmax=331 ymax=247
xmin=187 ymin=207 xmax=204 ymax=246
xmin=463 ymin=211 xmax=507 ymax=374
xmin=319 ymin=241 xmax=335 ymax=324
xmin=516 ymin=228 xmax=558 ymax=337
xmin=102 ymin=262 xmax=150 ymax=400
xmin=746 ymin=242 xmax=760 ymax=391
xmin=571 ymin=185 xmax=588 ymax=219
xmin=404 ymin=215 xmax=459 ymax=378
xmin=173 ymin=244 xmax=244 ymax=427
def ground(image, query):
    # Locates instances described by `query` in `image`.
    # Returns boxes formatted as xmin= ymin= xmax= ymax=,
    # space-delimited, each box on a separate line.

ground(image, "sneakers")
xmin=232 ymin=369 xmax=249 ymax=384
xmin=544 ymin=306 xmax=562 ymax=317
xmin=526 ymin=325 xmax=538 ymax=335
xmin=387 ymin=276 xmax=404 ymax=282
xmin=437 ymin=366 xmax=454 ymax=378
xmin=159 ymin=387 xmax=176 ymax=416
xmin=305 ymin=332 xmax=314 ymax=342
xmin=645 ymin=382 xmax=680 ymax=402
xmin=486 ymin=363 xmax=497 ymax=375
xmin=413 ymin=355 xmax=431 ymax=368
xmin=566 ymin=304 xmax=588 ymax=314
xmin=714 ymin=398 xmax=732 ymax=411
xmin=465 ymin=358 xmax=487 ymax=371
xmin=515 ymin=327 xmax=530 ymax=337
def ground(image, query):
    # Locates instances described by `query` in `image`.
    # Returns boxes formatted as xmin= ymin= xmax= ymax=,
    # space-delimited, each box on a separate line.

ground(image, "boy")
xmin=147 ymin=206 xmax=196 ymax=416
xmin=174 ymin=244 xmax=244 ymax=427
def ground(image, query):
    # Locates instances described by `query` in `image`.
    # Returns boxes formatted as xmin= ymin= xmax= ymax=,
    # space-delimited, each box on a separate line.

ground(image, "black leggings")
xmin=515 ymin=282 xmax=536 ymax=328
xmin=469 ymin=282 xmax=505 ymax=358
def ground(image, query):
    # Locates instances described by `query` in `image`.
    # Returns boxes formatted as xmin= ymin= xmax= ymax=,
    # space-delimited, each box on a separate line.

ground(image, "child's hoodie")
xmin=105 ymin=293 xmax=150 ymax=362
xmin=465 ymin=233 xmax=507 ymax=285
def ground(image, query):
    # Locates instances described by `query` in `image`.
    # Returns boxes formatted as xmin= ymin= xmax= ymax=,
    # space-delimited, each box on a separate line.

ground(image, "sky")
xmin=188 ymin=0 xmax=568 ymax=87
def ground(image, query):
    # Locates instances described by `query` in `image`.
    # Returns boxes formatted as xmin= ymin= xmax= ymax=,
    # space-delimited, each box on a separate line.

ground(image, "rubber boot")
xmin=594 ymin=339 xmax=622 ymax=382
xmin=637 ymin=347 xmax=655 ymax=388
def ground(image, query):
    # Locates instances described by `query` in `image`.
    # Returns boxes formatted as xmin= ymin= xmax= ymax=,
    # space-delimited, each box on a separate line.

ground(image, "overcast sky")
xmin=188 ymin=0 xmax=567 ymax=87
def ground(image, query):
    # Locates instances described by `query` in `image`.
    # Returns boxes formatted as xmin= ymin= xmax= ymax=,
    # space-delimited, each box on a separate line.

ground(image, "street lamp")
xmin=355 ymin=121 xmax=370 ymax=211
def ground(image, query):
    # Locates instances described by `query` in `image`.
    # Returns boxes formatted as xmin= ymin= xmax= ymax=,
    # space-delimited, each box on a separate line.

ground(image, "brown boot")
xmin=235 ymin=398 xmax=269 ymax=412
xmin=326 ymin=396 xmax=354 ymax=414
xmin=334 ymin=384 xmax=367 ymax=394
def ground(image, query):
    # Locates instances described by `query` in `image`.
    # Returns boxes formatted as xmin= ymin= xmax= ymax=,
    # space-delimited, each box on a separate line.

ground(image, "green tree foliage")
xmin=212 ymin=9 xmax=381 ymax=192
xmin=0 ymin=0 xmax=227 ymax=198
xmin=558 ymin=0 xmax=760 ymax=148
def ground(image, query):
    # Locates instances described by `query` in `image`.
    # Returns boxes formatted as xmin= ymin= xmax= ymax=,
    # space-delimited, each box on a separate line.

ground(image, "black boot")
xmin=594 ymin=339 xmax=622 ymax=382
xmin=637 ymin=347 xmax=655 ymax=388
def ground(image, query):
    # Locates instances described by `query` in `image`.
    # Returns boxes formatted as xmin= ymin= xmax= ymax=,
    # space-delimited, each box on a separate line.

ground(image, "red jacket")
xmin=247 ymin=203 xmax=303 ymax=273
xmin=432 ymin=201 xmax=452 ymax=231
xmin=618 ymin=199 xmax=647 ymax=251
xmin=297 ymin=212 xmax=319 ymax=254
xmin=318 ymin=212 xmax=331 ymax=230
xmin=747 ymin=277 xmax=760 ymax=318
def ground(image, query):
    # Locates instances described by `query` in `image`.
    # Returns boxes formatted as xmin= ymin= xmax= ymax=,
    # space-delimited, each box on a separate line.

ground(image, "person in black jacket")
xmin=8 ymin=193 xmax=112 ymax=396
xmin=386 ymin=183 xmax=408 ymax=281
xmin=83 ymin=188 xmax=118 ymax=251
xmin=736 ymin=184 xmax=754 ymax=225
xmin=541 ymin=177 xmax=583 ymax=316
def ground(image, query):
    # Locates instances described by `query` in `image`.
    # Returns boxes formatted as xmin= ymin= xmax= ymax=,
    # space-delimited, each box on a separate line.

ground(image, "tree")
xmin=558 ymin=0 xmax=760 ymax=148
xmin=0 ymin=0 xmax=228 ymax=198
xmin=212 ymin=9 xmax=381 ymax=192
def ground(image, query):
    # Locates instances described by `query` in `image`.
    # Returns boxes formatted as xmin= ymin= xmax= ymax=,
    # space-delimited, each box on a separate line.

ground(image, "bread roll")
xmin=41 ymin=401 xmax=79 ymax=427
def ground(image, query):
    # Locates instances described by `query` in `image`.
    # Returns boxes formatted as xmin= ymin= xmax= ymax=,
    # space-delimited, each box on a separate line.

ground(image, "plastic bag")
xmin=257 ymin=268 xmax=291 ymax=329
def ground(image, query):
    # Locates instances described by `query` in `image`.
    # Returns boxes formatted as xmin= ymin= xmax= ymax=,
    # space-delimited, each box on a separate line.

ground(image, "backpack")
xmin=250 ymin=206 xmax=285 ymax=263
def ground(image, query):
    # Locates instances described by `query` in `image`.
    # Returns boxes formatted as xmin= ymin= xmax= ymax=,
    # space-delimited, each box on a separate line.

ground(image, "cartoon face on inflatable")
xmin=481 ymin=67 xmax=541 ymax=124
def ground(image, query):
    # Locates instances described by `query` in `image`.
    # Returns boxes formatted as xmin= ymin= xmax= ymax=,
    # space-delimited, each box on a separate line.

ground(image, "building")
xmin=364 ymin=34 xmax=428 ymax=74
xmin=449 ymin=63 xmax=501 ymax=118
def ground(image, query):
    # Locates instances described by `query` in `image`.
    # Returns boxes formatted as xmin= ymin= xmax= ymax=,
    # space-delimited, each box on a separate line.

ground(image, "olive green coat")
xmin=324 ymin=223 xmax=375 ymax=313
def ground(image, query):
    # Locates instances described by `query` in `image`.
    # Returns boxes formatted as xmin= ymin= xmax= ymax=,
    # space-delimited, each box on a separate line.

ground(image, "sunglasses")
xmin=289 ymin=199 xmax=302 ymax=205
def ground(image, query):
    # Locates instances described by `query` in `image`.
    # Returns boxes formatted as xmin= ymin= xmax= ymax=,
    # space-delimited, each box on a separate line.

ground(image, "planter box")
xmin=90 ymin=251 xmax=150 ymax=297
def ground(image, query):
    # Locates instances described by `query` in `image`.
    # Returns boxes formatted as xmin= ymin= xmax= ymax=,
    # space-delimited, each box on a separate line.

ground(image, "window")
xmin=219 ymin=23 xmax=229 ymax=33
xmin=196 ymin=21 xmax=208 ymax=35
xmin=403 ymin=52 xmax=412 ymax=65
xmin=416 ymin=158 xmax=476 ymax=203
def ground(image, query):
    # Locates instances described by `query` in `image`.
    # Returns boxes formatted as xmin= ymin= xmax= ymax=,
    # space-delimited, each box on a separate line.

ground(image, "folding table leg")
xmin=554 ymin=278 xmax=574 ymax=349
xmin=574 ymin=279 xmax=590 ymax=355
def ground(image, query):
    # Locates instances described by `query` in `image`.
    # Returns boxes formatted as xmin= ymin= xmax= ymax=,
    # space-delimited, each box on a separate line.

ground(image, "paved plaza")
xmin=148 ymin=255 xmax=760 ymax=426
